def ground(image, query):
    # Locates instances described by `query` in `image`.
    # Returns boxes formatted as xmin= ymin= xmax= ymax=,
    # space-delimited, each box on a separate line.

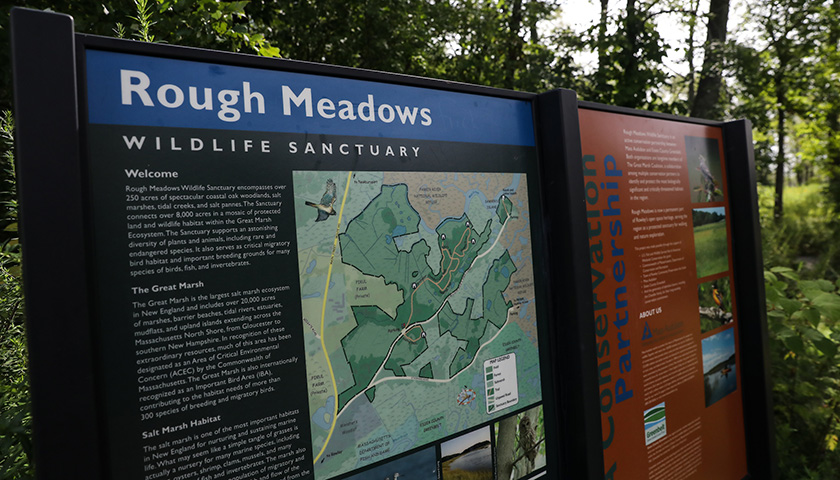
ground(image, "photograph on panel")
xmin=685 ymin=136 xmax=724 ymax=203
xmin=494 ymin=405 xmax=546 ymax=480
xmin=702 ymin=327 xmax=738 ymax=407
xmin=341 ymin=447 xmax=438 ymax=480
xmin=440 ymin=427 xmax=494 ymax=480
xmin=697 ymin=276 xmax=733 ymax=333
xmin=692 ymin=206 xmax=730 ymax=278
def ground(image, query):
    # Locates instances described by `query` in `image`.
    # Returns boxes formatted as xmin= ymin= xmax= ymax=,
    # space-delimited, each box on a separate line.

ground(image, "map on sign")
xmin=292 ymin=171 xmax=542 ymax=479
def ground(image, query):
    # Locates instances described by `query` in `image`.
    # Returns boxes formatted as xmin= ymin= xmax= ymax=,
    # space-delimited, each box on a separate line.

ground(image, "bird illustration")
xmin=305 ymin=178 xmax=337 ymax=222
xmin=712 ymin=284 xmax=723 ymax=308
xmin=696 ymin=154 xmax=723 ymax=202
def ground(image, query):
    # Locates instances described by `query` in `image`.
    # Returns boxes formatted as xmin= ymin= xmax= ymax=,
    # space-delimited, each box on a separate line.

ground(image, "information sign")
xmin=86 ymin=48 xmax=554 ymax=480
xmin=576 ymin=104 xmax=775 ymax=480
xmin=11 ymin=8 xmax=601 ymax=480
xmin=11 ymin=8 xmax=775 ymax=480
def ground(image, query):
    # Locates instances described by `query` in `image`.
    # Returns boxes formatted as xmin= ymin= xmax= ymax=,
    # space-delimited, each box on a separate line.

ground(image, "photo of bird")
xmin=519 ymin=414 xmax=537 ymax=469
xmin=305 ymin=178 xmax=337 ymax=222
xmin=695 ymin=154 xmax=723 ymax=202
xmin=698 ymin=278 xmax=732 ymax=333
xmin=712 ymin=284 xmax=723 ymax=308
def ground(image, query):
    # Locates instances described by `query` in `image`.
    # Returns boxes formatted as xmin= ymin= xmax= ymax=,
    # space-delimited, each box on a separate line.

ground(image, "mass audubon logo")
xmin=643 ymin=402 xmax=667 ymax=445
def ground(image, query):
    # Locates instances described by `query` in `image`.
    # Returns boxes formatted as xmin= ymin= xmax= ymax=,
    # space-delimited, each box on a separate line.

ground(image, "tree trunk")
xmin=690 ymin=0 xmax=730 ymax=118
xmin=827 ymin=0 xmax=840 ymax=208
xmin=827 ymin=107 xmax=840 ymax=207
xmin=686 ymin=0 xmax=699 ymax=107
xmin=617 ymin=0 xmax=641 ymax=107
xmin=774 ymin=103 xmax=786 ymax=220
xmin=496 ymin=416 xmax=518 ymax=480
xmin=504 ymin=0 xmax=524 ymax=89
xmin=598 ymin=0 xmax=609 ymax=72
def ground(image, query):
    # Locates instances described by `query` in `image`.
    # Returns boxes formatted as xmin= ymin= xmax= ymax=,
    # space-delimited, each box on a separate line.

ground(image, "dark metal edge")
xmin=723 ymin=119 xmax=779 ymax=480
xmin=535 ymin=89 xmax=605 ymax=479
xmin=10 ymin=8 xmax=104 ymax=479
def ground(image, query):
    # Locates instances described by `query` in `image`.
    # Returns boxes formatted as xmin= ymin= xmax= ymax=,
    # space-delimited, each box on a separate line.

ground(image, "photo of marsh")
xmin=697 ymin=277 xmax=733 ymax=333
xmin=494 ymin=405 xmax=545 ymax=480
xmin=702 ymin=327 xmax=738 ymax=407
xmin=440 ymin=427 xmax=494 ymax=480
xmin=685 ymin=136 xmax=724 ymax=203
xmin=693 ymin=207 xmax=729 ymax=278
xmin=342 ymin=447 xmax=437 ymax=480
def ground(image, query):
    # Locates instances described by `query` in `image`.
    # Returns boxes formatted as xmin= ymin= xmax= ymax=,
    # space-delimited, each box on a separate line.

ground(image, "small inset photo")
xmin=698 ymin=277 xmax=733 ymax=333
xmin=685 ymin=136 xmax=724 ymax=203
xmin=643 ymin=402 xmax=667 ymax=445
xmin=494 ymin=405 xmax=546 ymax=479
xmin=343 ymin=447 xmax=437 ymax=480
xmin=702 ymin=327 xmax=738 ymax=407
xmin=440 ymin=427 xmax=493 ymax=480
xmin=693 ymin=207 xmax=729 ymax=278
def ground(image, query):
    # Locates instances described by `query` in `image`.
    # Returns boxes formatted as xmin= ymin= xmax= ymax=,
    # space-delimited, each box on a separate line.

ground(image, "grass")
xmin=441 ymin=467 xmax=493 ymax=480
xmin=441 ymin=459 xmax=493 ymax=480
xmin=694 ymin=221 xmax=729 ymax=278
xmin=758 ymin=183 xmax=839 ymax=278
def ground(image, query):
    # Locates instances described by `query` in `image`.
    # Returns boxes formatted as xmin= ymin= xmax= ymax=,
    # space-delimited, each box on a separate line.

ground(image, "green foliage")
xmin=758 ymin=184 xmax=839 ymax=277
xmin=131 ymin=0 xmax=156 ymax=42
xmin=765 ymin=266 xmax=840 ymax=478
xmin=0 ymin=112 xmax=31 ymax=479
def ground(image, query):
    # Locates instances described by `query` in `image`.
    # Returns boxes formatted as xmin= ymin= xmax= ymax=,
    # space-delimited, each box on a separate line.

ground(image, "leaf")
xmin=814 ymin=337 xmax=838 ymax=357
xmin=801 ymin=307 xmax=822 ymax=327
xmin=786 ymin=335 xmax=805 ymax=356
xmin=771 ymin=266 xmax=795 ymax=273
xmin=259 ymin=45 xmax=281 ymax=58
xmin=766 ymin=286 xmax=782 ymax=303
xmin=827 ymin=434 xmax=838 ymax=452
xmin=812 ymin=293 xmax=840 ymax=322
xmin=776 ymin=326 xmax=796 ymax=339
xmin=802 ymin=326 xmax=826 ymax=343
xmin=779 ymin=298 xmax=803 ymax=315
xmin=780 ymin=271 xmax=800 ymax=281
xmin=800 ymin=281 xmax=829 ymax=301
xmin=801 ymin=327 xmax=837 ymax=357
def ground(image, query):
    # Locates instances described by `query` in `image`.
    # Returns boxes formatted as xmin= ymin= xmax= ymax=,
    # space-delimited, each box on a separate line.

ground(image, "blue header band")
xmin=85 ymin=50 xmax=535 ymax=146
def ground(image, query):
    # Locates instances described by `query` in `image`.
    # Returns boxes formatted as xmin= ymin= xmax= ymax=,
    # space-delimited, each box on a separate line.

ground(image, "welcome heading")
xmin=120 ymin=70 xmax=434 ymax=125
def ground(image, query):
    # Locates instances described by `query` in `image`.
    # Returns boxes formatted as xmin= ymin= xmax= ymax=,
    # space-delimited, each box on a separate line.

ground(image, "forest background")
xmin=1 ymin=0 xmax=840 ymax=478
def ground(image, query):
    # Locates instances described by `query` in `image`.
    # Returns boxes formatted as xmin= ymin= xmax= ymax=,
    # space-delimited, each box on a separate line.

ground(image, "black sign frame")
xmin=11 ymin=7 xmax=604 ymax=480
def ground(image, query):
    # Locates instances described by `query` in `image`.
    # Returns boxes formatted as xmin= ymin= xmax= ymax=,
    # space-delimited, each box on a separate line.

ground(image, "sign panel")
xmin=579 ymin=108 xmax=749 ymax=479
xmin=81 ymin=48 xmax=556 ymax=480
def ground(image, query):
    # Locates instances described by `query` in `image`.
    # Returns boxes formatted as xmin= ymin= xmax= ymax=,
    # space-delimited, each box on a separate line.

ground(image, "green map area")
xmin=293 ymin=171 xmax=542 ymax=480
xmin=336 ymin=184 xmax=509 ymax=410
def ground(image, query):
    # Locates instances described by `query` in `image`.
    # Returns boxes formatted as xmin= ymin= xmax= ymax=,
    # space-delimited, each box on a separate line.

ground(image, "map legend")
xmin=484 ymin=353 xmax=519 ymax=414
